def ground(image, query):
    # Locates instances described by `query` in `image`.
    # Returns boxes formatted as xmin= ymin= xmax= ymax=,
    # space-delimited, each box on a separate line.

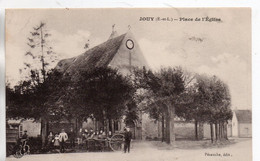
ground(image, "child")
xmin=53 ymin=134 xmax=60 ymax=149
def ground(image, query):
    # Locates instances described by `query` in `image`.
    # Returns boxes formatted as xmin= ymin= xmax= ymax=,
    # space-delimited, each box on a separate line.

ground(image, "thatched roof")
xmin=234 ymin=110 xmax=251 ymax=123
xmin=55 ymin=33 xmax=127 ymax=77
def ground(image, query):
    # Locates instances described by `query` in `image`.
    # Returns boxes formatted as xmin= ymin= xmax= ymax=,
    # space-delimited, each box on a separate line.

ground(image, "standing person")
xmin=77 ymin=128 xmax=83 ymax=149
xmin=59 ymin=129 xmax=68 ymax=153
xmin=124 ymin=127 xmax=132 ymax=153
xmin=53 ymin=134 xmax=60 ymax=149
xmin=47 ymin=131 xmax=54 ymax=151
xmin=69 ymin=128 xmax=75 ymax=148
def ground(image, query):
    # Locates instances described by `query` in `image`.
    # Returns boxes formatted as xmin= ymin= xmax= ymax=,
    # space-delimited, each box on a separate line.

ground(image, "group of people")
xmin=23 ymin=126 xmax=133 ymax=153
xmin=77 ymin=128 xmax=113 ymax=149
xmin=77 ymin=127 xmax=133 ymax=153
xmin=47 ymin=129 xmax=69 ymax=153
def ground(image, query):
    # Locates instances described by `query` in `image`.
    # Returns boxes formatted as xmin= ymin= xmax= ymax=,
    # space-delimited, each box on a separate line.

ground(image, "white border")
xmin=1 ymin=1 xmax=259 ymax=160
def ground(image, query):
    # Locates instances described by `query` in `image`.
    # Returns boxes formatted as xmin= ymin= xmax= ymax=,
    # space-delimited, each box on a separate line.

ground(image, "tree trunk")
xmin=165 ymin=112 xmax=170 ymax=144
xmin=167 ymin=106 xmax=175 ymax=145
xmin=111 ymin=119 xmax=114 ymax=134
xmin=103 ymin=110 xmax=107 ymax=134
xmin=158 ymin=120 xmax=160 ymax=138
xmin=198 ymin=122 xmax=204 ymax=140
xmin=223 ymin=121 xmax=228 ymax=140
xmin=106 ymin=119 xmax=109 ymax=136
xmin=46 ymin=121 xmax=49 ymax=139
xmin=195 ymin=120 xmax=198 ymax=140
xmin=221 ymin=121 xmax=225 ymax=139
xmin=215 ymin=123 xmax=218 ymax=141
xmin=41 ymin=118 xmax=47 ymax=147
xmin=75 ymin=118 xmax=78 ymax=137
xmin=162 ymin=114 xmax=165 ymax=142
xmin=223 ymin=122 xmax=225 ymax=139
xmin=219 ymin=122 xmax=222 ymax=140
xmin=40 ymin=27 xmax=46 ymax=81
xmin=210 ymin=123 xmax=214 ymax=143
xmin=94 ymin=118 xmax=97 ymax=131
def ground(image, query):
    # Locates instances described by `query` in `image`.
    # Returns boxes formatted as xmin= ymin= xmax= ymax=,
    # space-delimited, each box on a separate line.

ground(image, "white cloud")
xmin=139 ymin=37 xmax=251 ymax=109
xmin=50 ymin=29 xmax=92 ymax=59
xmin=197 ymin=53 xmax=250 ymax=109
xmin=139 ymin=38 xmax=185 ymax=70
xmin=6 ymin=29 xmax=104 ymax=86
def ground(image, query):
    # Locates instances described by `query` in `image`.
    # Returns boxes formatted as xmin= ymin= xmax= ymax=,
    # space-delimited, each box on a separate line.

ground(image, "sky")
xmin=5 ymin=8 xmax=251 ymax=110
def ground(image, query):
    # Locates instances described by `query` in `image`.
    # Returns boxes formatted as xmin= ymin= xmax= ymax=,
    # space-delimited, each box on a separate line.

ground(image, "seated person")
xmin=21 ymin=130 xmax=28 ymax=146
xmin=108 ymin=131 xmax=112 ymax=138
xmin=84 ymin=129 xmax=89 ymax=138
xmin=98 ymin=131 xmax=107 ymax=139
xmin=87 ymin=128 xmax=94 ymax=139
xmin=92 ymin=131 xmax=99 ymax=140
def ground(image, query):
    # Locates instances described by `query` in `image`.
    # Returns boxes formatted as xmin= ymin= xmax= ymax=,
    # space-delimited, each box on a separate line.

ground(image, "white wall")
xmin=239 ymin=123 xmax=252 ymax=137
xmin=21 ymin=119 xmax=41 ymax=137
xmin=232 ymin=112 xmax=239 ymax=137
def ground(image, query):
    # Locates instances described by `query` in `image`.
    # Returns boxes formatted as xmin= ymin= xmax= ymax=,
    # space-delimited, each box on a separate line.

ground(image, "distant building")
xmin=142 ymin=114 xmax=200 ymax=140
xmin=7 ymin=119 xmax=41 ymax=139
xmin=232 ymin=110 xmax=252 ymax=137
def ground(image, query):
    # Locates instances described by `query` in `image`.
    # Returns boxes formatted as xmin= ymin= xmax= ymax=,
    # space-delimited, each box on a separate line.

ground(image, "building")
xmin=56 ymin=28 xmax=148 ymax=77
xmin=55 ymin=27 xmax=149 ymax=139
xmin=142 ymin=113 xmax=197 ymax=140
xmin=7 ymin=119 xmax=41 ymax=139
xmin=232 ymin=110 xmax=252 ymax=137
xmin=203 ymin=121 xmax=232 ymax=139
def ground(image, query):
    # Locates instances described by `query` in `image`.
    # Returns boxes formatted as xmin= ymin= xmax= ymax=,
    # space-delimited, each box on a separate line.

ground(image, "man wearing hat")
xmin=21 ymin=130 xmax=28 ymax=140
xmin=21 ymin=130 xmax=28 ymax=146
xmin=124 ymin=127 xmax=132 ymax=153
xmin=20 ymin=130 xmax=29 ymax=154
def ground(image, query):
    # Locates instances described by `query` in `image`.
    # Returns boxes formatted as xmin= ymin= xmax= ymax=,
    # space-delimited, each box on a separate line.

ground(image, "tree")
xmin=21 ymin=22 xmax=58 ymax=145
xmin=133 ymin=67 xmax=185 ymax=145
xmin=67 ymin=67 xmax=135 ymax=134
xmin=6 ymin=70 xmax=71 ymax=147
xmin=124 ymin=99 xmax=139 ymax=127
xmin=23 ymin=22 xmax=57 ymax=83
xmin=194 ymin=75 xmax=232 ymax=142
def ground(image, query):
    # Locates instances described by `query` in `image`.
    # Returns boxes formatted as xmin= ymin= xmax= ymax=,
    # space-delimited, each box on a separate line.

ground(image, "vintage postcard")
xmin=5 ymin=8 xmax=251 ymax=161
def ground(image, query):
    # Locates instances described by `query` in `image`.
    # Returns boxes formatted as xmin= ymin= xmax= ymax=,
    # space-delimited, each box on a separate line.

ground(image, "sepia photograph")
xmin=5 ymin=8 xmax=251 ymax=161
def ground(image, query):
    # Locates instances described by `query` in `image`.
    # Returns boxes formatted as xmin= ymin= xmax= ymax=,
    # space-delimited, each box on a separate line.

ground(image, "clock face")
xmin=126 ymin=39 xmax=134 ymax=50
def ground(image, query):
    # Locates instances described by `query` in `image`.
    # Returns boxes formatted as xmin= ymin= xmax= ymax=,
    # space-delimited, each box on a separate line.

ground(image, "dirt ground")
xmin=6 ymin=138 xmax=252 ymax=161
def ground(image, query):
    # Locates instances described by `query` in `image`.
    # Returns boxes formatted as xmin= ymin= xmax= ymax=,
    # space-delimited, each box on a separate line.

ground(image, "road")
xmin=6 ymin=139 xmax=252 ymax=161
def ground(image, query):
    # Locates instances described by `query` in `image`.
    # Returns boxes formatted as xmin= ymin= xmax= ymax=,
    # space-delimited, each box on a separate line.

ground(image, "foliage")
xmin=69 ymin=67 xmax=135 ymax=122
xmin=133 ymin=66 xmax=232 ymax=143
xmin=195 ymin=75 xmax=232 ymax=123
xmin=6 ymin=70 xmax=70 ymax=121
xmin=22 ymin=22 xmax=57 ymax=83
xmin=133 ymin=67 xmax=186 ymax=120
xmin=124 ymin=99 xmax=139 ymax=125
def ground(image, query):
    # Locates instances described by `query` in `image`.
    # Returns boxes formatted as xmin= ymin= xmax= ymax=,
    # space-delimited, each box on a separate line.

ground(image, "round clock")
xmin=126 ymin=39 xmax=134 ymax=50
